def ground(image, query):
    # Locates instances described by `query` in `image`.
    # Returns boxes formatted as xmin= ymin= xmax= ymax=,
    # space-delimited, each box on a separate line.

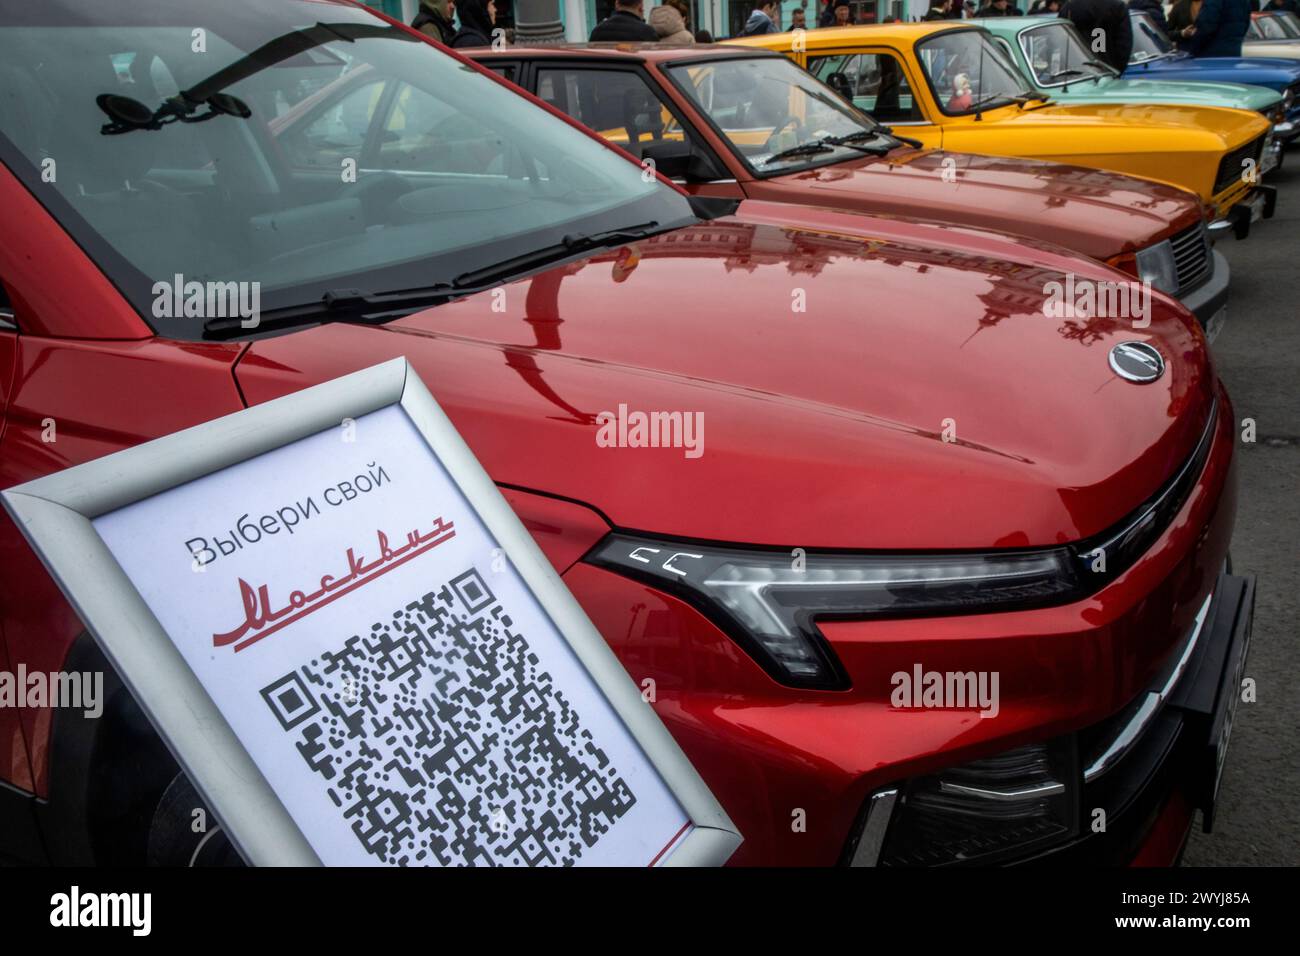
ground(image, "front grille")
xmin=1214 ymin=135 xmax=1265 ymax=195
xmin=1169 ymin=222 xmax=1211 ymax=293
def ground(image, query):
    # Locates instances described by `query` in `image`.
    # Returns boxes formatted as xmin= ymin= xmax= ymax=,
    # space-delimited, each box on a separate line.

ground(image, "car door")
xmin=0 ymin=167 xmax=249 ymax=823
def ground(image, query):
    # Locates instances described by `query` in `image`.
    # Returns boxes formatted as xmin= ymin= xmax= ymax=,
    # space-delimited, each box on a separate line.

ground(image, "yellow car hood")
xmin=996 ymin=102 xmax=1269 ymax=151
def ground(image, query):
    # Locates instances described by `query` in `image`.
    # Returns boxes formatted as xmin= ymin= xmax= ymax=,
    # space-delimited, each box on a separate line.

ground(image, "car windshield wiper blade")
xmin=761 ymin=141 xmax=837 ymax=165
xmin=762 ymin=133 xmax=894 ymax=165
xmin=202 ymin=222 xmax=666 ymax=339
xmin=449 ymin=221 xmax=662 ymax=289
xmin=202 ymin=283 xmax=460 ymax=339
xmin=822 ymin=130 xmax=897 ymax=154
xmin=876 ymin=125 xmax=925 ymax=149
xmin=969 ymin=92 xmax=1014 ymax=110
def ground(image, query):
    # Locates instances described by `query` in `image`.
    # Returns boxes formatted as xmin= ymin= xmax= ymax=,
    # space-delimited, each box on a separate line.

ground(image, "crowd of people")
xmin=411 ymin=0 xmax=1284 ymax=57
xmin=411 ymin=0 xmax=500 ymax=48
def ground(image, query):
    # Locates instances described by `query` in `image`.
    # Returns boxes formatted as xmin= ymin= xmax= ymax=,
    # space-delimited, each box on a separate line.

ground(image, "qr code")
xmin=260 ymin=567 xmax=637 ymax=866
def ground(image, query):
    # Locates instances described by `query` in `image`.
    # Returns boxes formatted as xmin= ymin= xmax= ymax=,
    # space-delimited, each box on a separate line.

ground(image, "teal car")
xmin=976 ymin=16 xmax=1291 ymax=155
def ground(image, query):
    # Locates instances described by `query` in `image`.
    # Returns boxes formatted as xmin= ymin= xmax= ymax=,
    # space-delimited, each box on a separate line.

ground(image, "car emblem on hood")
xmin=1109 ymin=342 xmax=1165 ymax=384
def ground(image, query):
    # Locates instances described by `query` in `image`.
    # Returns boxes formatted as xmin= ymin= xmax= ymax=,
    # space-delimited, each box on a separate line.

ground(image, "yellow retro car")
xmin=730 ymin=22 xmax=1275 ymax=230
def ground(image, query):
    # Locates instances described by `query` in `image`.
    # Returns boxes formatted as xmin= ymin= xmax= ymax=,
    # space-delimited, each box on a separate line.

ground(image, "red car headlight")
xmin=588 ymin=535 xmax=1080 ymax=689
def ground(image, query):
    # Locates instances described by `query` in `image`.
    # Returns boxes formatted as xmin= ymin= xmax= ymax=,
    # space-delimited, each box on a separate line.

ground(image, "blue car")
xmin=1126 ymin=11 xmax=1300 ymax=144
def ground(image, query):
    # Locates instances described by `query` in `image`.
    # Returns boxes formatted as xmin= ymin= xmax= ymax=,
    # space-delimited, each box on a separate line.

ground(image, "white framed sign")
xmin=3 ymin=358 xmax=740 ymax=867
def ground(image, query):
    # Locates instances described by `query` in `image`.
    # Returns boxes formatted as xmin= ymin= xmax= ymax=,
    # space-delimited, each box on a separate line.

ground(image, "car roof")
xmin=727 ymin=21 xmax=979 ymax=50
xmin=468 ymin=42 xmax=782 ymax=64
xmin=972 ymin=15 xmax=1060 ymax=30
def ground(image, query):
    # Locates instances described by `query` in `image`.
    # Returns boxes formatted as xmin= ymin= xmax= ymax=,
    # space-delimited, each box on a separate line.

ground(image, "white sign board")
xmin=4 ymin=359 xmax=739 ymax=867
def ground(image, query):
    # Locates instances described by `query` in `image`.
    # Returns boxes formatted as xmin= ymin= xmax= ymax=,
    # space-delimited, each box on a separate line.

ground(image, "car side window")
xmin=487 ymin=63 xmax=518 ymax=82
xmin=535 ymin=67 xmax=691 ymax=159
xmin=807 ymin=52 xmax=921 ymax=124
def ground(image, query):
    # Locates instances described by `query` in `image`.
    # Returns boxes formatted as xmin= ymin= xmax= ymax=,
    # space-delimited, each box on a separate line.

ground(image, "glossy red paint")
xmin=468 ymin=45 xmax=1207 ymax=263
xmin=236 ymin=206 xmax=1209 ymax=550
xmin=0 ymin=7 xmax=1233 ymax=866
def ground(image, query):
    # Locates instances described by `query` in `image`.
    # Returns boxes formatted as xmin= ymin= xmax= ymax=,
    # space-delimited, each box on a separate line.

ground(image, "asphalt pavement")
xmin=1183 ymin=161 xmax=1300 ymax=866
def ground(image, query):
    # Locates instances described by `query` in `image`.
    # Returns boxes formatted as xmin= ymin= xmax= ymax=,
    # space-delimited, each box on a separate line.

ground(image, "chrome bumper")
xmin=1208 ymin=185 xmax=1277 ymax=241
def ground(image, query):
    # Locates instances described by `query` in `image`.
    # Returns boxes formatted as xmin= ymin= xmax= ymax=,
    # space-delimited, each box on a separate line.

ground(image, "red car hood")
xmin=754 ymin=149 xmax=1205 ymax=261
xmin=236 ymin=202 xmax=1213 ymax=550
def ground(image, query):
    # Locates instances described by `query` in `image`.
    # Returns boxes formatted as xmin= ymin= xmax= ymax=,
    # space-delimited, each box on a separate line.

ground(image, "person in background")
xmin=792 ymin=7 xmax=808 ymax=29
xmin=412 ymin=0 xmax=456 ymax=44
xmin=1127 ymin=0 xmax=1169 ymax=30
xmin=834 ymin=1 xmax=853 ymax=24
xmin=1168 ymin=0 xmax=1202 ymax=45
xmin=742 ymin=1 xmax=781 ymax=34
xmin=695 ymin=28 xmax=715 ymax=40
xmin=1058 ymin=0 xmax=1132 ymax=71
xmin=925 ymin=0 xmax=963 ymax=19
xmin=1185 ymin=0 xmax=1252 ymax=55
xmin=649 ymin=1 xmax=695 ymax=42
xmin=590 ymin=0 xmax=660 ymax=40
xmin=1027 ymin=0 xmax=1062 ymax=13
xmin=976 ymin=0 xmax=1025 ymax=15
xmin=1261 ymin=0 xmax=1299 ymax=14
xmin=451 ymin=0 xmax=495 ymax=47
xmin=819 ymin=0 xmax=838 ymax=26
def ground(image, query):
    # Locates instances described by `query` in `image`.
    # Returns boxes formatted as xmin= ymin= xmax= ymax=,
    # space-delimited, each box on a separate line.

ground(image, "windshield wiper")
xmin=202 ymin=283 xmax=459 ymax=339
xmin=762 ymin=133 xmax=893 ymax=165
xmin=203 ymin=222 xmax=667 ymax=339
xmin=876 ymin=125 xmax=925 ymax=149
xmin=450 ymin=221 xmax=662 ymax=288
xmin=824 ymin=130 xmax=898 ymax=154
xmin=969 ymin=92 xmax=1013 ymax=112
xmin=761 ymin=141 xmax=836 ymax=165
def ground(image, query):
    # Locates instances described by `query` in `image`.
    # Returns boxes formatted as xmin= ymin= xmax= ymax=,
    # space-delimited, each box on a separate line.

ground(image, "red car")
xmin=0 ymin=0 xmax=1251 ymax=866
xmin=468 ymin=43 xmax=1228 ymax=335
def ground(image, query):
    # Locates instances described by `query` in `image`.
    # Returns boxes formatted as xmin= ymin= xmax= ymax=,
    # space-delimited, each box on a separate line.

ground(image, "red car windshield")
xmin=665 ymin=55 xmax=893 ymax=175
xmin=0 ymin=0 xmax=695 ymax=340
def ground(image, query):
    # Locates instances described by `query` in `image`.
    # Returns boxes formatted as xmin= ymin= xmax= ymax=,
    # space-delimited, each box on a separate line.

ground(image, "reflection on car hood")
xmin=236 ymin=201 xmax=1213 ymax=550
xmin=1124 ymin=56 xmax=1300 ymax=86
xmin=1002 ymin=101 xmax=1269 ymax=148
xmin=760 ymin=148 xmax=1202 ymax=260
xmin=1051 ymin=77 xmax=1279 ymax=111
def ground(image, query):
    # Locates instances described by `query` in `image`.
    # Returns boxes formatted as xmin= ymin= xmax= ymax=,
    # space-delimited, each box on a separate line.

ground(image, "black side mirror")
xmin=640 ymin=139 xmax=723 ymax=183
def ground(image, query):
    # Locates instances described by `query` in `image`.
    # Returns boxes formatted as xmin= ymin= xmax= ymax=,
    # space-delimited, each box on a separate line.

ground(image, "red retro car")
xmin=466 ymin=43 xmax=1229 ymax=337
xmin=0 ymin=0 xmax=1251 ymax=866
